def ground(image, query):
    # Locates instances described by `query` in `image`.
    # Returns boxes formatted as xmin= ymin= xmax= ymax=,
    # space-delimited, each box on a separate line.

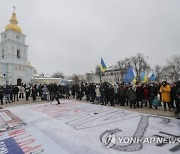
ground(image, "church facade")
xmin=0 ymin=10 xmax=33 ymax=85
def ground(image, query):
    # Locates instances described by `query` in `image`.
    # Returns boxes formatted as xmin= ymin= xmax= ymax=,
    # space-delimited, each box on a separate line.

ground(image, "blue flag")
xmin=149 ymin=73 xmax=156 ymax=81
xmin=140 ymin=71 xmax=148 ymax=83
xmin=140 ymin=71 xmax=145 ymax=81
xmin=123 ymin=67 xmax=135 ymax=83
xmin=100 ymin=58 xmax=107 ymax=72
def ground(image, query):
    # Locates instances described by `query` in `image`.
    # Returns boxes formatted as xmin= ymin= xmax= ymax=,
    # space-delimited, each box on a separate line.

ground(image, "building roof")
xmin=5 ymin=10 xmax=22 ymax=33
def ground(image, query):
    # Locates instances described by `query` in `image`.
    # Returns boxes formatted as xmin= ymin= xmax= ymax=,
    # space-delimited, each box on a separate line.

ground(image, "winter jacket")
xmin=176 ymin=88 xmax=180 ymax=99
xmin=159 ymin=84 xmax=171 ymax=102
xmin=136 ymin=86 xmax=144 ymax=101
xmin=127 ymin=88 xmax=136 ymax=102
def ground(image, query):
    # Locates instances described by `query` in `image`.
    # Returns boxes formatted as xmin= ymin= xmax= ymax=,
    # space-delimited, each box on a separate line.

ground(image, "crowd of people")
xmin=72 ymin=81 xmax=180 ymax=114
xmin=0 ymin=80 xmax=179 ymax=118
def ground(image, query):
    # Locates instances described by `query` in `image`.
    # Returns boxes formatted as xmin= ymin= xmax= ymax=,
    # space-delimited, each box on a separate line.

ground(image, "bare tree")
xmin=95 ymin=65 xmax=101 ymax=77
xmin=116 ymin=59 xmax=130 ymax=81
xmin=85 ymin=72 xmax=94 ymax=82
xmin=52 ymin=72 xmax=64 ymax=79
xmin=154 ymin=65 xmax=163 ymax=82
xmin=163 ymin=55 xmax=180 ymax=81
xmin=130 ymin=53 xmax=150 ymax=82
xmin=71 ymin=74 xmax=80 ymax=83
xmin=95 ymin=65 xmax=102 ymax=83
xmin=168 ymin=55 xmax=180 ymax=81
xmin=113 ymin=54 xmax=150 ymax=82
xmin=80 ymin=77 xmax=87 ymax=83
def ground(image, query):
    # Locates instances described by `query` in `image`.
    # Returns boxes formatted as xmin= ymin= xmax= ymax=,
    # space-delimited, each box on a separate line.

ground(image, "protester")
xmin=13 ymin=85 xmax=19 ymax=101
xmin=42 ymin=85 xmax=49 ymax=101
xmin=4 ymin=85 xmax=11 ymax=104
xmin=159 ymin=81 xmax=171 ymax=111
xmin=25 ymin=84 xmax=31 ymax=101
xmin=136 ymin=83 xmax=144 ymax=108
xmin=95 ymin=84 xmax=101 ymax=103
xmin=0 ymin=86 xmax=4 ymax=105
xmin=175 ymin=81 xmax=180 ymax=118
xmin=32 ymin=86 xmax=37 ymax=102
xmin=109 ymin=84 xmax=115 ymax=106
xmin=148 ymin=82 xmax=158 ymax=109
xmin=19 ymin=85 xmax=25 ymax=99
xmin=118 ymin=83 xmax=126 ymax=106
xmin=1 ymin=79 xmax=179 ymax=119
xmin=127 ymin=85 xmax=136 ymax=109
xmin=50 ymin=84 xmax=60 ymax=105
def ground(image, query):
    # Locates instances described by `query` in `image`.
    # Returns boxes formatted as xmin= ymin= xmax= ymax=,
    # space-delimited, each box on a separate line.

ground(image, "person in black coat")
xmin=148 ymin=83 xmax=158 ymax=108
xmin=170 ymin=83 xmax=177 ymax=109
xmin=9 ymin=85 xmax=13 ymax=102
xmin=64 ymin=84 xmax=70 ymax=99
xmin=32 ymin=85 xmax=37 ymax=102
xmin=79 ymin=82 xmax=85 ymax=100
xmin=136 ymin=83 xmax=144 ymax=108
xmin=103 ymin=82 xmax=109 ymax=105
xmin=118 ymin=83 xmax=126 ymax=106
xmin=50 ymin=84 xmax=60 ymax=104
xmin=25 ymin=85 xmax=31 ymax=101
xmin=89 ymin=83 xmax=96 ymax=102
xmin=85 ymin=83 xmax=90 ymax=101
xmin=75 ymin=83 xmax=80 ymax=99
xmin=38 ymin=84 xmax=42 ymax=98
xmin=4 ymin=85 xmax=11 ymax=103
xmin=100 ymin=83 xmax=105 ymax=105
xmin=13 ymin=85 xmax=19 ymax=101
xmin=0 ymin=86 xmax=4 ymax=105
xmin=174 ymin=81 xmax=180 ymax=118
xmin=109 ymin=84 xmax=115 ymax=106
xmin=127 ymin=85 xmax=136 ymax=109
xmin=71 ymin=84 xmax=75 ymax=98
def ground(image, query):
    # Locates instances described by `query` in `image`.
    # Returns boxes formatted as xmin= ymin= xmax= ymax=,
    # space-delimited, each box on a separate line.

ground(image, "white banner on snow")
xmin=4 ymin=100 xmax=180 ymax=154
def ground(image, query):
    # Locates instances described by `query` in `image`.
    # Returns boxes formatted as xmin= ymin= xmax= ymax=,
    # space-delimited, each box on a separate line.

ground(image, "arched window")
xmin=17 ymin=49 xmax=20 ymax=58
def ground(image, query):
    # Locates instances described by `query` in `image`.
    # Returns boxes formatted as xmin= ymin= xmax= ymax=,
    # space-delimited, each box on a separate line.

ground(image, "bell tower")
xmin=0 ymin=8 xmax=33 ymax=85
xmin=1 ymin=8 xmax=28 ymax=65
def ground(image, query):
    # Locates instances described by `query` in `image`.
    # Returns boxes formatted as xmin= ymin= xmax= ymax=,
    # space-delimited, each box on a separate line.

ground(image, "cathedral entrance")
xmin=17 ymin=78 xmax=22 ymax=86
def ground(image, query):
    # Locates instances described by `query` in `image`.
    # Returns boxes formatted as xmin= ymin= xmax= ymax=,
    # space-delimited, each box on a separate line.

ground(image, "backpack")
xmin=152 ymin=96 xmax=162 ymax=107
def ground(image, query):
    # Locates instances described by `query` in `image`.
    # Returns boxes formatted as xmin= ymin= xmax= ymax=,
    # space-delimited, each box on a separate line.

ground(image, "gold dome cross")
xmin=5 ymin=6 xmax=22 ymax=33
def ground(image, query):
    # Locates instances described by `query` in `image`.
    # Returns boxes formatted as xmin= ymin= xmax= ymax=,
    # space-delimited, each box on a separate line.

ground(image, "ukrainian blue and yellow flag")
xmin=100 ymin=58 xmax=107 ymax=72
xmin=123 ymin=67 xmax=135 ymax=83
xmin=149 ymin=73 xmax=156 ymax=81
xmin=140 ymin=71 xmax=148 ymax=83
xmin=132 ymin=78 xmax=137 ymax=85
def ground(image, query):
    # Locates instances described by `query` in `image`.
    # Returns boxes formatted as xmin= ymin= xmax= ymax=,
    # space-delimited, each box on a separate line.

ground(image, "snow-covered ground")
xmin=0 ymin=100 xmax=180 ymax=154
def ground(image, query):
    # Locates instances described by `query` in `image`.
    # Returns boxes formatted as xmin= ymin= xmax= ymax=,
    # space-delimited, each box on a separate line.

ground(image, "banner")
xmin=0 ymin=126 xmax=67 ymax=154
xmin=0 ymin=110 xmax=26 ymax=132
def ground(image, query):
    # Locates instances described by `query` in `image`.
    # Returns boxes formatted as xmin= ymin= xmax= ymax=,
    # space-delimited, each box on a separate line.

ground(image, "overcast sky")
xmin=0 ymin=0 xmax=180 ymax=76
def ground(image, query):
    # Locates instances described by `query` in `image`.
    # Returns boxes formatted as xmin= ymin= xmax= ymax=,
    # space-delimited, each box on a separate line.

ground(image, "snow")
xmin=1 ymin=100 xmax=180 ymax=154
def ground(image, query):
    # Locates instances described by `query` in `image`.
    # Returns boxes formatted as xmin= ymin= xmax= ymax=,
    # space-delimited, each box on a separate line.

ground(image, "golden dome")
xmin=5 ymin=11 xmax=22 ymax=33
